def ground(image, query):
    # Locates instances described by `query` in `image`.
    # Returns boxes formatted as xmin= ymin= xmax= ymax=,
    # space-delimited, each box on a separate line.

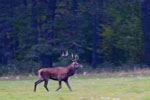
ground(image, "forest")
xmin=0 ymin=0 xmax=150 ymax=75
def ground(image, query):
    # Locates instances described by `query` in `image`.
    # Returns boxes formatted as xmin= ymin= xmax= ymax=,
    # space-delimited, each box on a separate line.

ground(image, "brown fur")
xmin=34 ymin=61 xmax=82 ymax=92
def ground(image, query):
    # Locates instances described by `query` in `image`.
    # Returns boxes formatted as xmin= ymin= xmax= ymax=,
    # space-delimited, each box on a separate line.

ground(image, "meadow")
xmin=0 ymin=75 xmax=150 ymax=100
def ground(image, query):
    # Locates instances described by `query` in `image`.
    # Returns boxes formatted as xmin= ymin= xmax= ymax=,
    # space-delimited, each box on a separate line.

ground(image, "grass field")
xmin=0 ymin=75 xmax=150 ymax=100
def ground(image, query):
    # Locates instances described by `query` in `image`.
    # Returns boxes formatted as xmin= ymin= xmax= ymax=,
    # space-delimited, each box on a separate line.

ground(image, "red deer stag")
xmin=34 ymin=51 xmax=83 ymax=92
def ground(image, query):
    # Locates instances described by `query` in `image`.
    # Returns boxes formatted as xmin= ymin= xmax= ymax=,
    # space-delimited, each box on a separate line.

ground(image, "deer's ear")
xmin=72 ymin=62 xmax=76 ymax=65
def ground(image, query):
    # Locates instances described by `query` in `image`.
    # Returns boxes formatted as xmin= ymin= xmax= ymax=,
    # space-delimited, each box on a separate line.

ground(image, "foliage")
xmin=101 ymin=0 xmax=144 ymax=65
xmin=0 ymin=0 xmax=147 ymax=75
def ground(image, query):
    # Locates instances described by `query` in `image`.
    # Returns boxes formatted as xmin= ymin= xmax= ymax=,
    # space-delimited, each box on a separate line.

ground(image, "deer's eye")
xmin=74 ymin=63 xmax=80 ymax=68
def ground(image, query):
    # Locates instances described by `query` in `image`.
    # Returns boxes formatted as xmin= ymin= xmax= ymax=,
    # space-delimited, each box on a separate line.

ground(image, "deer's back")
xmin=38 ymin=67 xmax=69 ymax=80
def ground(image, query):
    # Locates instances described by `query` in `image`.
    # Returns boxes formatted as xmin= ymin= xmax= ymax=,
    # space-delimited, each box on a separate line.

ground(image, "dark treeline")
xmin=0 ymin=0 xmax=150 ymax=75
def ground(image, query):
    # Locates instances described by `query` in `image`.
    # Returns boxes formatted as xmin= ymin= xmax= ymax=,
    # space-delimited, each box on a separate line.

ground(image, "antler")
xmin=75 ymin=54 xmax=79 ymax=61
xmin=61 ymin=50 xmax=73 ymax=61
xmin=61 ymin=51 xmax=79 ymax=62
xmin=71 ymin=54 xmax=79 ymax=62
xmin=61 ymin=50 xmax=68 ymax=57
xmin=72 ymin=54 xmax=79 ymax=62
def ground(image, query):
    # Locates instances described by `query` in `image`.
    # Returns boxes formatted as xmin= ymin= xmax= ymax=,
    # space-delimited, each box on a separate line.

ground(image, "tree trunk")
xmin=71 ymin=0 xmax=78 ymax=53
xmin=91 ymin=0 xmax=103 ymax=69
xmin=92 ymin=13 xmax=97 ymax=69
xmin=31 ymin=0 xmax=38 ymax=44
xmin=91 ymin=0 xmax=97 ymax=69
xmin=72 ymin=0 xmax=77 ymax=15
xmin=23 ymin=0 xmax=27 ymax=6
xmin=141 ymin=0 xmax=150 ymax=65
xmin=97 ymin=0 xmax=103 ymax=64
xmin=41 ymin=0 xmax=57 ymax=67
xmin=46 ymin=0 xmax=56 ymax=43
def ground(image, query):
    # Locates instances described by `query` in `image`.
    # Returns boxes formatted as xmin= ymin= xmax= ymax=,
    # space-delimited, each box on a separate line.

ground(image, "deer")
xmin=34 ymin=51 xmax=83 ymax=92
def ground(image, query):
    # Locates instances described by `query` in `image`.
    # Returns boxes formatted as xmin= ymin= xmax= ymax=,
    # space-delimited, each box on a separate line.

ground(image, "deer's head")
xmin=71 ymin=61 xmax=83 ymax=69
xmin=62 ymin=51 xmax=83 ymax=69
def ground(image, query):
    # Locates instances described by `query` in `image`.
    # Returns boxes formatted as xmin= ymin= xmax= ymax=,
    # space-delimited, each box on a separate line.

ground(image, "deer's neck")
xmin=66 ymin=64 xmax=76 ymax=76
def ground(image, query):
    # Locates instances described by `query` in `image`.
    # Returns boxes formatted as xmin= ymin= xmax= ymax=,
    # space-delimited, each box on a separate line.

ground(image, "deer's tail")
xmin=38 ymin=70 xmax=43 ymax=79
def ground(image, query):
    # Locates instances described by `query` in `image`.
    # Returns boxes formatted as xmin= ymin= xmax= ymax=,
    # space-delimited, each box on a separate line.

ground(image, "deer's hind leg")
xmin=34 ymin=79 xmax=44 ymax=92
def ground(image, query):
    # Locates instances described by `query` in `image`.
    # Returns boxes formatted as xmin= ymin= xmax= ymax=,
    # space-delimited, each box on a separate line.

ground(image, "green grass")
xmin=0 ymin=76 xmax=150 ymax=100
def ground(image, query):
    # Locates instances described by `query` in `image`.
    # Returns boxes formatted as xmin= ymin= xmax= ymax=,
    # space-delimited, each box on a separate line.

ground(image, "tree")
xmin=101 ymin=0 xmax=144 ymax=65
xmin=0 ymin=0 xmax=16 ymax=65
xmin=91 ymin=0 xmax=103 ymax=69
xmin=0 ymin=0 xmax=147 ymax=75
xmin=40 ymin=0 xmax=57 ymax=67
xmin=45 ymin=0 xmax=56 ymax=43
xmin=141 ymin=0 xmax=150 ymax=65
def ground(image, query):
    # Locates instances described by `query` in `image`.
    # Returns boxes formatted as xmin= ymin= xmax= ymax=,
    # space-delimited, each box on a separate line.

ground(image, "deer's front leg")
xmin=64 ymin=80 xmax=72 ymax=91
xmin=56 ymin=80 xmax=62 ymax=91
xmin=44 ymin=79 xmax=49 ymax=92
